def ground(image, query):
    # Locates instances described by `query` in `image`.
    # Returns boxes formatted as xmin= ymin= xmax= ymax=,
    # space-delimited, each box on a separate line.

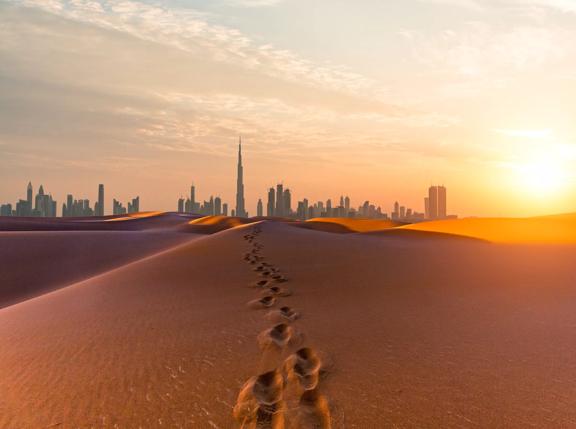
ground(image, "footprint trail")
xmin=233 ymin=224 xmax=332 ymax=428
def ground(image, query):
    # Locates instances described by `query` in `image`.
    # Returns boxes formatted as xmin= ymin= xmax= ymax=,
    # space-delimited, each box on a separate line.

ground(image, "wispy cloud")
xmin=13 ymin=0 xmax=384 ymax=101
xmin=226 ymin=0 xmax=287 ymax=7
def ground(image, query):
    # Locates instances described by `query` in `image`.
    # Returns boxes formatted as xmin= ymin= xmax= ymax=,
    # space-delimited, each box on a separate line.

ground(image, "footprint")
xmin=266 ymin=306 xmax=300 ymax=323
xmin=253 ymin=279 xmax=270 ymax=288
xmin=248 ymin=296 xmax=276 ymax=309
xmin=233 ymin=371 xmax=286 ymax=428
xmin=283 ymin=348 xmax=321 ymax=390
xmin=257 ymin=324 xmax=293 ymax=349
xmin=265 ymin=286 xmax=292 ymax=297
xmin=295 ymin=389 xmax=331 ymax=429
xmin=253 ymin=370 xmax=284 ymax=405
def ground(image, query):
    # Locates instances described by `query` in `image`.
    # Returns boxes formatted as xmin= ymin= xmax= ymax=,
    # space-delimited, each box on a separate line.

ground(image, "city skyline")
xmin=1 ymin=142 xmax=450 ymax=221
xmin=2 ymin=1 xmax=576 ymax=218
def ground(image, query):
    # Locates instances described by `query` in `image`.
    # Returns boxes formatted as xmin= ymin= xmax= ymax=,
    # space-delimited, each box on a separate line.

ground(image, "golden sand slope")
xmin=104 ymin=211 xmax=165 ymax=222
xmin=181 ymin=215 xmax=256 ymax=233
xmin=403 ymin=213 xmax=576 ymax=243
xmin=304 ymin=217 xmax=403 ymax=233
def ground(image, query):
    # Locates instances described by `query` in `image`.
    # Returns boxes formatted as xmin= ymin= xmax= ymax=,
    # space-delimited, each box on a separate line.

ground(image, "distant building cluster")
xmin=1 ymin=141 xmax=455 ymax=221
xmin=0 ymin=182 xmax=56 ymax=217
xmin=177 ymin=185 xmax=229 ymax=217
xmin=113 ymin=196 xmax=140 ymax=215
xmin=260 ymin=184 xmax=429 ymax=221
xmin=1 ymin=182 xmax=140 ymax=217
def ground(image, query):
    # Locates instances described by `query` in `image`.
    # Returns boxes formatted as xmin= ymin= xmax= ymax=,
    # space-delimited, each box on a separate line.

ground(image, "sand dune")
xmin=0 ymin=230 xmax=199 ymax=309
xmin=181 ymin=215 xmax=256 ymax=234
xmin=0 ymin=211 xmax=195 ymax=231
xmin=403 ymin=213 xmax=576 ymax=243
xmin=304 ymin=217 xmax=403 ymax=233
xmin=2 ymin=219 xmax=576 ymax=427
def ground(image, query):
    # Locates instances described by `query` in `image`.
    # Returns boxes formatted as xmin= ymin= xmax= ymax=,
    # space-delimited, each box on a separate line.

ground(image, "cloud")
xmin=11 ymin=0 xmax=384 ymax=101
xmin=416 ymin=0 xmax=484 ymax=11
xmin=400 ymin=21 xmax=572 ymax=80
xmin=516 ymin=0 xmax=576 ymax=13
xmin=226 ymin=0 xmax=286 ymax=7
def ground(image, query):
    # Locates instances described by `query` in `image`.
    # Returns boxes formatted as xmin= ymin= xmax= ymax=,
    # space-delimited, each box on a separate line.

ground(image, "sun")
xmin=511 ymin=156 xmax=568 ymax=196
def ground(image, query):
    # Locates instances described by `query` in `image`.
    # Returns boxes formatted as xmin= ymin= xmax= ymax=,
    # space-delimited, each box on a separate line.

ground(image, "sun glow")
xmin=512 ymin=157 xmax=568 ymax=195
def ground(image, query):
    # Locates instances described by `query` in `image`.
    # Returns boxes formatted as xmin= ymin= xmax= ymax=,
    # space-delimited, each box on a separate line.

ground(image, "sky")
xmin=2 ymin=0 xmax=576 ymax=216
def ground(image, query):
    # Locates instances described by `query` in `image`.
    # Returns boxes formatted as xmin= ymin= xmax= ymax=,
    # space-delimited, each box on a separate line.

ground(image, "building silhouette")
xmin=283 ymin=189 xmax=292 ymax=216
xmin=267 ymin=188 xmax=275 ymax=217
xmin=275 ymin=184 xmax=284 ymax=217
xmin=438 ymin=186 xmax=447 ymax=218
xmin=63 ymin=196 xmax=93 ymax=217
xmin=95 ymin=184 xmax=105 ymax=216
xmin=33 ymin=185 xmax=57 ymax=217
xmin=428 ymin=186 xmax=438 ymax=219
xmin=427 ymin=185 xmax=447 ymax=219
xmin=215 ymin=197 xmax=222 ymax=216
xmin=235 ymin=137 xmax=247 ymax=217
xmin=128 ymin=196 xmax=140 ymax=213
xmin=257 ymin=198 xmax=263 ymax=217
xmin=190 ymin=185 xmax=197 ymax=213
xmin=27 ymin=182 xmax=33 ymax=208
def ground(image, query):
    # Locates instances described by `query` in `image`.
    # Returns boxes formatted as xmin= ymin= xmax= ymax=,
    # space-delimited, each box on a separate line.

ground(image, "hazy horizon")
xmin=2 ymin=0 xmax=576 ymax=217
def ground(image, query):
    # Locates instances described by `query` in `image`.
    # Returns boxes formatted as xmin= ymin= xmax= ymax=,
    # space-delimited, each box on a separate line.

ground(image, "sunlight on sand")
xmin=403 ymin=214 xmax=576 ymax=244
xmin=105 ymin=211 xmax=165 ymax=222
xmin=306 ymin=217 xmax=403 ymax=232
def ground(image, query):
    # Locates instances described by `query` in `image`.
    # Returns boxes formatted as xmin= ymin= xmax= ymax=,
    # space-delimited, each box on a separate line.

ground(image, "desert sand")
xmin=1 ymin=214 xmax=576 ymax=427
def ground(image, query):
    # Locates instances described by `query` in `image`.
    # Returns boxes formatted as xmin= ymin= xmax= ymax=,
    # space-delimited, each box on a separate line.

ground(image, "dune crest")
xmin=181 ymin=215 xmax=257 ymax=233
xmin=403 ymin=214 xmax=576 ymax=243
xmin=303 ymin=217 xmax=404 ymax=233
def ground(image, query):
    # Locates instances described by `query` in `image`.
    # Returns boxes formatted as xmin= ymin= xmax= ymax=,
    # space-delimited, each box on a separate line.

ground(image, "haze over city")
xmin=2 ymin=0 xmax=576 ymax=216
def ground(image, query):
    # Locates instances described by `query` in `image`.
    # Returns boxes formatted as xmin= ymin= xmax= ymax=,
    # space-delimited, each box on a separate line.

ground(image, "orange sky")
xmin=1 ymin=0 xmax=576 ymax=216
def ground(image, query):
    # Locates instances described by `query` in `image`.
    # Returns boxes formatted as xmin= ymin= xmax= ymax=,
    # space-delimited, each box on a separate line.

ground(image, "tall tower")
xmin=267 ymin=188 xmax=275 ymax=217
xmin=276 ymin=184 xmax=284 ymax=217
xmin=27 ymin=182 xmax=33 ymax=206
xmin=235 ymin=137 xmax=247 ymax=217
xmin=190 ymin=185 xmax=196 ymax=213
xmin=428 ymin=186 xmax=439 ymax=219
xmin=438 ymin=185 xmax=447 ymax=219
xmin=97 ymin=184 xmax=105 ymax=216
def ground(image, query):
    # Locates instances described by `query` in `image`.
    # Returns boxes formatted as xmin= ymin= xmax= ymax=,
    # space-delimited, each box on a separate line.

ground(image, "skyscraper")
xmin=392 ymin=201 xmax=400 ymax=220
xmin=215 ymin=197 xmax=222 ymax=216
xmin=283 ymin=189 xmax=292 ymax=216
xmin=235 ymin=137 xmax=247 ymax=217
xmin=426 ymin=185 xmax=447 ymax=219
xmin=267 ymin=188 xmax=275 ymax=217
xmin=96 ymin=184 xmax=105 ymax=216
xmin=190 ymin=185 xmax=196 ymax=213
xmin=428 ymin=186 xmax=439 ymax=219
xmin=257 ymin=199 xmax=263 ymax=217
xmin=27 ymin=182 xmax=33 ymax=207
xmin=437 ymin=186 xmax=447 ymax=218
xmin=276 ymin=184 xmax=284 ymax=217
